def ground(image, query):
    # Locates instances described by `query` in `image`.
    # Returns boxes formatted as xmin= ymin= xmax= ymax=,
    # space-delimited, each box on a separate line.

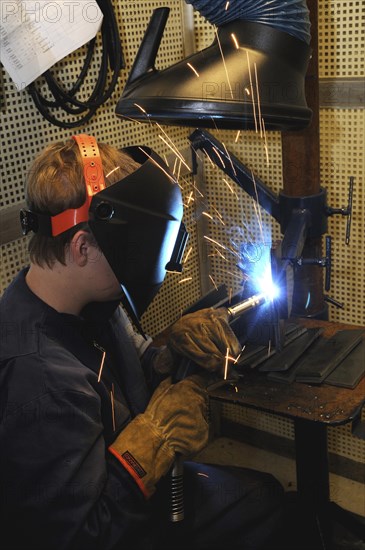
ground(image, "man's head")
xmin=25 ymin=138 xmax=139 ymax=268
xmin=22 ymin=135 xmax=186 ymax=318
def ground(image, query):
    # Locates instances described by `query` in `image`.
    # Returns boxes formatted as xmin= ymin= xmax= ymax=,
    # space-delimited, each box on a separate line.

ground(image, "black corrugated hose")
xmin=27 ymin=0 xmax=124 ymax=128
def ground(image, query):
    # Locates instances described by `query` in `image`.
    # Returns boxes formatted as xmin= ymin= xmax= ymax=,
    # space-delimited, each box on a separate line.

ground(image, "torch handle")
xmin=170 ymin=454 xmax=185 ymax=522
xmin=169 ymin=294 xmax=267 ymax=523
xmin=170 ymin=357 xmax=194 ymax=523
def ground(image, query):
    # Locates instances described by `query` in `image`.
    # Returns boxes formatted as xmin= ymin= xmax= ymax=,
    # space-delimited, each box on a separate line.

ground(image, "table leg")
xmin=294 ymin=418 xmax=330 ymax=509
xmin=294 ymin=418 xmax=332 ymax=548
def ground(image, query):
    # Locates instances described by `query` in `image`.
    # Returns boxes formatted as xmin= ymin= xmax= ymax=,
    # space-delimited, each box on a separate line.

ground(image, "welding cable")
xmin=27 ymin=0 xmax=123 ymax=128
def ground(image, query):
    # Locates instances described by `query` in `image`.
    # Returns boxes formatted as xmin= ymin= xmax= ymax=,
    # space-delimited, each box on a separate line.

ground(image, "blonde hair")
xmin=26 ymin=139 xmax=140 ymax=267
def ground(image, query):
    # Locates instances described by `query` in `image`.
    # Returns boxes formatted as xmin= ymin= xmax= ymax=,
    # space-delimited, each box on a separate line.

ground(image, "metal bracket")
xmin=291 ymin=236 xmax=332 ymax=290
xmin=326 ymin=176 xmax=354 ymax=245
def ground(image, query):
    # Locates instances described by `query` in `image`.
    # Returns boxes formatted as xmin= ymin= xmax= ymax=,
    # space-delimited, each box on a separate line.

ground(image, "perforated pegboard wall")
xmin=0 ymin=0 xmax=200 ymax=333
xmin=321 ymin=109 xmax=365 ymax=326
xmin=193 ymin=129 xmax=283 ymax=299
xmin=191 ymin=0 xmax=365 ymax=466
xmin=318 ymin=0 xmax=365 ymax=78
xmin=0 ymin=1 xmax=364 ymax=471
xmin=220 ymin=401 xmax=365 ymax=465
xmin=192 ymin=1 xmax=365 ymax=325
xmin=141 ymin=169 xmax=204 ymax=335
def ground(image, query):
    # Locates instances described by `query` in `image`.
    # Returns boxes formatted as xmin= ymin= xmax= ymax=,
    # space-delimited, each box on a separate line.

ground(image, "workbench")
xmin=208 ymin=319 xmax=365 ymax=549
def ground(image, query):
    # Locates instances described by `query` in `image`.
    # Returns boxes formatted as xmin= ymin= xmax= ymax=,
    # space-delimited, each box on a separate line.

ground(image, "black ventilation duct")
xmin=116 ymin=2 xmax=313 ymax=131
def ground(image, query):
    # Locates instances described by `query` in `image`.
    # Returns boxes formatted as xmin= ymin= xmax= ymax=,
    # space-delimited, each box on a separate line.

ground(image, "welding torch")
xmin=170 ymin=291 xmax=272 ymax=523
xmin=171 ymin=292 xmax=270 ymax=384
xmin=226 ymin=292 xmax=268 ymax=319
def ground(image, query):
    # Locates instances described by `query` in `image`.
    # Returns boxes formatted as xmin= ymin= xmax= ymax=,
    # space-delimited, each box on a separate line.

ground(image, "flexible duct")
xmin=186 ymin=0 xmax=311 ymax=44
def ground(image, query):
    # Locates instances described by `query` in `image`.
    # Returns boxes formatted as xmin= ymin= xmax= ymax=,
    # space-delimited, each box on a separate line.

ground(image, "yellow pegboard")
xmin=0 ymin=0 xmax=364 ymax=473
xmin=0 ymin=1 xmax=200 ymax=334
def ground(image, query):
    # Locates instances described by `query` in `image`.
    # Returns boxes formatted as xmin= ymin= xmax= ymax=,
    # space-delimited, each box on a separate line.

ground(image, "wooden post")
xmin=281 ymin=0 xmax=326 ymax=318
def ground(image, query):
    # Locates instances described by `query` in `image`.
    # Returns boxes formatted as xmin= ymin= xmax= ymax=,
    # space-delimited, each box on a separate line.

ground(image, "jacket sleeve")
xmin=1 ymin=376 xmax=153 ymax=550
xmin=112 ymin=305 xmax=166 ymax=392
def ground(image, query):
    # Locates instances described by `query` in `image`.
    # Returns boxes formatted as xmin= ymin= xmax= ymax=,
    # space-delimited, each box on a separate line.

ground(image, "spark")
xmin=211 ymin=205 xmax=226 ymax=226
xmin=209 ymin=274 xmax=218 ymax=290
xmin=155 ymin=123 xmax=191 ymax=171
xmin=183 ymin=246 xmax=193 ymax=263
xmin=231 ymin=32 xmax=239 ymax=49
xmin=252 ymin=200 xmax=264 ymax=243
xmin=163 ymin=153 xmax=169 ymax=166
xmin=202 ymin=148 xmax=215 ymax=167
xmin=187 ymin=62 xmax=200 ymax=77
xmin=158 ymin=135 xmax=190 ymax=172
xmin=305 ymin=292 xmax=311 ymax=309
xmin=202 ymin=211 xmax=214 ymax=220
xmin=245 ymin=87 xmax=250 ymax=96
xmin=226 ymin=245 xmax=242 ymax=259
xmin=234 ymin=345 xmax=246 ymax=364
xmin=246 ymin=50 xmax=258 ymax=132
xmin=191 ymin=179 xmax=204 ymax=198
xmin=214 ymin=25 xmax=234 ymax=99
xmin=224 ymin=347 xmax=230 ymax=379
xmin=204 ymin=235 xmax=227 ymax=250
xmin=210 ymin=116 xmax=222 ymax=136
xmin=226 ymin=270 xmax=245 ymax=281
xmin=223 ymin=178 xmax=239 ymax=200
xmin=262 ymin=118 xmax=270 ymax=165
xmin=111 ymin=383 xmax=116 ymax=431
xmin=212 ymin=247 xmax=227 ymax=260
xmin=222 ymin=141 xmax=237 ymax=177
xmin=105 ymin=166 xmax=120 ymax=180
xmin=187 ymin=191 xmax=194 ymax=204
xmin=225 ymin=1 xmax=230 ymax=10
xmin=229 ymin=287 xmax=232 ymax=303
xmin=197 ymin=472 xmax=209 ymax=478
xmin=216 ymin=214 xmax=226 ymax=226
xmin=254 ymin=62 xmax=263 ymax=138
xmin=223 ymin=177 xmax=235 ymax=193
xmin=176 ymin=158 xmax=182 ymax=181
xmin=138 ymin=148 xmax=176 ymax=183
xmin=134 ymin=103 xmax=148 ymax=115
xmin=235 ymin=130 xmax=241 ymax=143
xmin=205 ymin=236 xmax=241 ymax=261
xmin=212 ymin=146 xmax=226 ymax=169
xmin=267 ymin=340 xmax=272 ymax=357
xmin=173 ymin=157 xmax=178 ymax=175
xmin=97 ymin=350 xmax=106 ymax=383
xmin=251 ymin=170 xmax=264 ymax=242
xmin=179 ymin=277 xmax=193 ymax=284
xmin=121 ymin=114 xmax=143 ymax=125
xmin=234 ymin=386 xmax=238 ymax=393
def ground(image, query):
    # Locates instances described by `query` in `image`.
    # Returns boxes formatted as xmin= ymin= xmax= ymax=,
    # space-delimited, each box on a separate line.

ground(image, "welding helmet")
xmin=20 ymin=134 xmax=187 ymax=322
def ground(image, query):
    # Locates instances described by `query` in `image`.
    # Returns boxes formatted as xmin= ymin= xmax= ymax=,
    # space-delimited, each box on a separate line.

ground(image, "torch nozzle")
xmin=227 ymin=293 xmax=267 ymax=319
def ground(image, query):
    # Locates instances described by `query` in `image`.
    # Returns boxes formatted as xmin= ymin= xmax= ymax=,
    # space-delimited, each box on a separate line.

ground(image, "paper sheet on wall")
xmin=0 ymin=1 xmax=103 ymax=90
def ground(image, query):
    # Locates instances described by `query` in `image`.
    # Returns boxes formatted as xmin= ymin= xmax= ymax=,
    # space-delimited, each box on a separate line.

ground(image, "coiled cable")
xmin=27 ymin=0 xmax=123 ymax=128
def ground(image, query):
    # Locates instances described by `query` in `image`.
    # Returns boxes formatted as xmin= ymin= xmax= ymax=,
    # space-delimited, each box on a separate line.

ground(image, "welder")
xmin=0 ymin=134 xmax=284 ymax=549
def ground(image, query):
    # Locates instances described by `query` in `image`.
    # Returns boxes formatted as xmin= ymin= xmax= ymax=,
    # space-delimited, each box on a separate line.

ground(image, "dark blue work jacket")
xmin=0 ymin=269 xmax=162 ymax=549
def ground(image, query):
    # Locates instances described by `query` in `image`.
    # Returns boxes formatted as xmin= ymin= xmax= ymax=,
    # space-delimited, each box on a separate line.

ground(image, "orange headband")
xmin=50 ymin=134 xmax=106 ymax=236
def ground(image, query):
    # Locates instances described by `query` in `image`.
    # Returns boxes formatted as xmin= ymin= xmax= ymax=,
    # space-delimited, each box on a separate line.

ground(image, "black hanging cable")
xmin=38 ymin=39 xmax=97 ymax=110
xmin=27 ymin=0 xmax=124 ymax=128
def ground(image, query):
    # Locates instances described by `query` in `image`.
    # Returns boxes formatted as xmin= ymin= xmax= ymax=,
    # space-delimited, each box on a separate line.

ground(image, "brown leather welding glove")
xmin=109 ymin=375 xmax=209 ymax=498
xmin=167 ymin=307 xmax=242 ymax=372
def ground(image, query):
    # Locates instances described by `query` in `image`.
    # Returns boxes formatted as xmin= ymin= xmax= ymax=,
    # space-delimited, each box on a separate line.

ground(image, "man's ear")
xmin=69 ymin=230 xmax=96 ymax=267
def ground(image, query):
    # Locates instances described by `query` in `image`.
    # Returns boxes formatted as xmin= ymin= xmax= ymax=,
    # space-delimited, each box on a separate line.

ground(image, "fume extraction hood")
xmin=116 ymin=1 xmax=313 ymax=130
